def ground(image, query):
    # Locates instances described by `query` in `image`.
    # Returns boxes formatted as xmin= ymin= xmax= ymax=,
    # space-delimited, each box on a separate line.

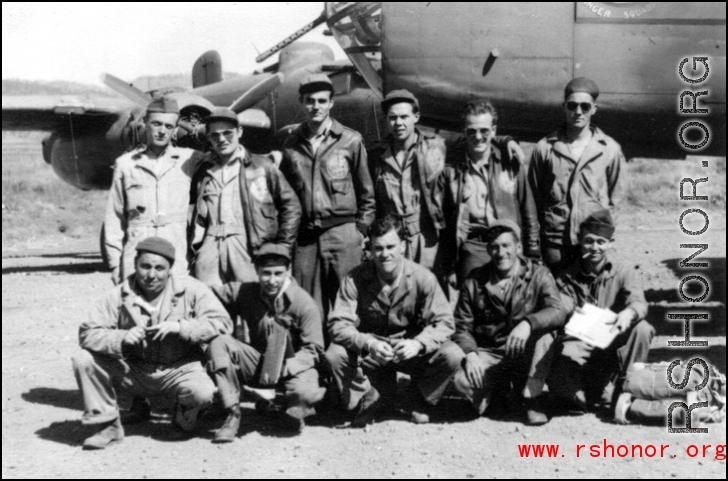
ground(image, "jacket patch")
xmin=249 ymin=176 xmax=273 ymax=203
xmin=327 ymin=151 xmax=350 ymax=179
xmin=497 ymin=171 xmax=517 ymax=195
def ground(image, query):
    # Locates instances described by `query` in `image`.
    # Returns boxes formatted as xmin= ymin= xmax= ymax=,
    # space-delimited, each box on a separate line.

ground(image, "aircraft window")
xmin=330 ymin=72 xmax=352 ymax=96
xmin=326 ymin=2 xmax=383 ymax=98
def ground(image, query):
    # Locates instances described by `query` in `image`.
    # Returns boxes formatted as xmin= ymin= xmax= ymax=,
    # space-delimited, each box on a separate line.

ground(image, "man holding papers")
xmin=551 ymin=209 xmax=654 ymax=411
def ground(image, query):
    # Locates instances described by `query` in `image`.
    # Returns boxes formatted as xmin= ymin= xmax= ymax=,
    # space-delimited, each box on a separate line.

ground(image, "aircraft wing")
xmin=1 ymin=96 xmax=132 ymax=133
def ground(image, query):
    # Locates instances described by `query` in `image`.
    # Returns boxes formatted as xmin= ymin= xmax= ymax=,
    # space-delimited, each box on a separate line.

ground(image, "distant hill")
xmin=2 ymin=79 xmax=115 ymax=97
xmin=3 ymin=72 xmax=247 ymax=98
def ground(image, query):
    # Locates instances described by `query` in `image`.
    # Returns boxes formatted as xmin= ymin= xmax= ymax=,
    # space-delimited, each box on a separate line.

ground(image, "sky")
xmin=2 ymin=2 xmax=343 ymax=85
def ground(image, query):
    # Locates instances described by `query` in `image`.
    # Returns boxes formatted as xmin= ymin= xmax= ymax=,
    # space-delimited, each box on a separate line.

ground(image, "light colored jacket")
xmin=104 ymin=144 xmax=204 ymax=282
xmin=528 ymin=126 xmax=626 ymax=246
xmin=80 ymin=274 xmax=232 ymax=366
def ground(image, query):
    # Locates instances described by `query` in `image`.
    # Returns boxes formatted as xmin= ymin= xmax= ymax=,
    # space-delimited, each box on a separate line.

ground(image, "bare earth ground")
xmin=2 ymin=135 xmax=726 ymax=478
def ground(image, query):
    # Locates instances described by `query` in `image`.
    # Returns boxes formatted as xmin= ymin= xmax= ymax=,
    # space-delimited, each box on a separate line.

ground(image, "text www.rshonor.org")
xmin=517 ymin=440 xmax=726 ymax=460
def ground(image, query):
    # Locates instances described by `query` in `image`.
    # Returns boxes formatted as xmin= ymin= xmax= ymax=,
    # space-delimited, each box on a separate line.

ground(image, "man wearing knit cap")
xmin=72 ymin=236 xmax=232 ymax=450
xmin=369 ymin=89 xmax=446 ymax=271
xmin=451 ymin=220 xmax=566 ymax=425
xmin=550 ymin=209 xmax=653 ymax=412
xmin=105 ymin=97 xmax=205 ymax=285
xmin=206 ymin=243 xmax=326 ymax=443
xmin=192 ymin=107 xmax=301 ymax=287
xmin=528 ymin=77 xmax=627 ymax=274
xmin=279 ymin=73 xmax=375 ymax=319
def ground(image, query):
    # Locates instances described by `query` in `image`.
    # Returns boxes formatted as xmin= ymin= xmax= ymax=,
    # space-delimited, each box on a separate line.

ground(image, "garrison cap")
xmin=205 ymin=107 xmax=239 ymax=127
xmin=487 ymin=219 xmax=522 ymax=242
xmin=580 ymin=209 xmax=615 ymax=239
xmin=565 ymin=77 xmax=600 ymax=100
xmin=299 ymin=73 xmax=334 ymax=95
xmin=136 ymin=236 xmax=176 ymax=263
xmin=146 ymin=97 xmax=180 ymax=115
xmin=254 ymin=243 xmax=291 ymax=267
xmin=381 ymin=89 xmax=420 ymax=113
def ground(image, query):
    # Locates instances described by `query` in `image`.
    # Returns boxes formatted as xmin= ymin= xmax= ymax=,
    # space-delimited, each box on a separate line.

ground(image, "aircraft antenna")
xmin=256 ymin=11 xmax=326 ymax=63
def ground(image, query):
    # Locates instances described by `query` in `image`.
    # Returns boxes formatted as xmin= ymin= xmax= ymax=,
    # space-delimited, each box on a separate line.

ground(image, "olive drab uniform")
xmin=105 ymin=144 xmax=204 ymax=283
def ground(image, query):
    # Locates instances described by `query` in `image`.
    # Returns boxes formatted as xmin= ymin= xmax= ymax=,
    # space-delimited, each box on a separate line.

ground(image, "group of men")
xmin=72 ymin=73 xmax=654 ymax=449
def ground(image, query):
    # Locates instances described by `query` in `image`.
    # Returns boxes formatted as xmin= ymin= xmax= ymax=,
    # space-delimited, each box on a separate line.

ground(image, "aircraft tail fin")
xmin=192 ymin=50 xmax=223 ymax=88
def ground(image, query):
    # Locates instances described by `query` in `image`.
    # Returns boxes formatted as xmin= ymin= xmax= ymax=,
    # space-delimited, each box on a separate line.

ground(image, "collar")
xmin=260 ymin=276 xmax=293 ymax=310
xmin=122 ymin=274 xmax=185 ymax=299
xmin=476 ymin=255 xmax=534 ymax=284
xmin=131 ymin=144 xmax=177 ymax=161
xmin=361 ymin=258 xmax=415 ymax=284
xmin=546 ymin=125 xmax=608 ymax=146
xmin=578 ymin=258 xmax=616 ymax=280
xmin=298 ymin=118 xmax=343 ymax=140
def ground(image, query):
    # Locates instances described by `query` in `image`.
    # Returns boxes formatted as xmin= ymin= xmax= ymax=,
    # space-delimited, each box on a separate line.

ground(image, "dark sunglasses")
xmin=566 ymin=101 xmax=594 ymax=113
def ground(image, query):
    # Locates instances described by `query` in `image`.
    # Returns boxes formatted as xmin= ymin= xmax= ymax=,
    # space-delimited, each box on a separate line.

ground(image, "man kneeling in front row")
xmin=452 ymin=220 xmax=566 ymax=425
xmin=207 ymin=244 xmax=326 ymax=443
xmin=326 ymin=215 xmax=464 ymax=427
xmin=72 ymin=237 xmax=232 ymax=450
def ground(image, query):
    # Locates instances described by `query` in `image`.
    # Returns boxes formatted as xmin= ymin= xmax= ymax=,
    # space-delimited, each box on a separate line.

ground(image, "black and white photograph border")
xmin=2 ymin=2 xmax=725 ymax=478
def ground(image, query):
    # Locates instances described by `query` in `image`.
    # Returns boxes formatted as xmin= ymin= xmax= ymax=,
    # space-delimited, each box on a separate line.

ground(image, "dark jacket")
xmin=213 ymin=280 xmax=324 ymax=377
xmin=438 ymin=137 xmax=540 ymax=273
xmin=280 ymin=119 xmax=375 ymax=235
xmin=453 ymin=257 xmax=566 ymax=353
xmin=369 ymin=129 xmax=447 ymax=231
xmin=527 ymin=126 xmax=626 ymax=247
xmin=80 ymin=275 xmax=232 ymax=366
xmin=328 ymin=259 xmax=454 ymax=356
xmin=556 ymin=258 xmax=648 ymax=326
xmin=192 ymin=149 xmax=301 ymax=253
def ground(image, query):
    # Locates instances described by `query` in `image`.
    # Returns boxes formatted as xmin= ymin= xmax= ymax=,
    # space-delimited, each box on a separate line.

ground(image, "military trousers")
xmin=194 ymin=232 xmax=257 ymax=287
xmin=293 ymin=222 xmax=363 ymax=319
xmin=549 ymin=320 xmax=655 ymax=406
xmin=72 ymin=350 xmax=215 ymax=425
xmin=325 ymin=341 xmax=464 ymax=411
xmin=206 ymin=335 xmax=325 ymax=420
xmin=453 ymin=332 xmax=555 ymax=415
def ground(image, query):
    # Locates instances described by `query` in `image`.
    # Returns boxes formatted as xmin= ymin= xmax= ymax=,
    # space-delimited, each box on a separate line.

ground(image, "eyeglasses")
xmin=208 ymin=130 xmax=236 ymax=142
xmin=465 ymin=128 xmax=493 ymax=138
xmin=566 ymin=102 xmax=594 ymax=113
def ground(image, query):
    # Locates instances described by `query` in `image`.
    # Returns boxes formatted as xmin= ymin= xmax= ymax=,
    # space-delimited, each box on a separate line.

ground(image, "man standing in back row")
xmin=280 ymin=74 xmax=376 ymax=318
xmin=105 ymin=97 xmax=204 ymax=284
xmin=528 ymin=77 xmax=627 ymax=274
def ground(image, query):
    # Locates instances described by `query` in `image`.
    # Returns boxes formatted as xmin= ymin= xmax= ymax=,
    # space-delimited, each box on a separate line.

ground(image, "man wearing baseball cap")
xmin=191 ymin=107 xmax=301 ymax=287
xmin=369 ymin=89 xmax=446 ymax=270
xmin=72 ymin=236 xmax=232 ymax=449
xmin=451 ymin=220 xmax=566 ymax=425
xmin=279 ymin=73 xmax=375 ymax=319
xmin=550 ymin=209 xmax=653 ymax=412
xmin=528 ymin=77 xmax=627 ymax=274
xmin=206 ymin=243 xmax=326 ymax=442
xmin=104 ymin=97 xmax=205 ymax=285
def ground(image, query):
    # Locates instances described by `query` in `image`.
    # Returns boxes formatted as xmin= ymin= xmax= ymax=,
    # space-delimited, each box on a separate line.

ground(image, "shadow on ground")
xmin=2 ymin=262 xmax=107 ymax=276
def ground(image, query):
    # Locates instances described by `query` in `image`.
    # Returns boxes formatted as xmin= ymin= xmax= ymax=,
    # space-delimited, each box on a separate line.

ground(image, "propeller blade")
xmin=228 ymin=73 xmax=284 ymax=114
xmin=100 ymin=73 xmax=151 ymax=108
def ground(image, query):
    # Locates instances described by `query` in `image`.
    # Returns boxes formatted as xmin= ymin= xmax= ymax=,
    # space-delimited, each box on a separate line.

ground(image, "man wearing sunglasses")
xmin=191 ymin=108 xmax=301 ymax=286
xmin=437 ymin=99 xmax=539 ymax=289
xmin=528 ymin=77 xmax=627 ymax=274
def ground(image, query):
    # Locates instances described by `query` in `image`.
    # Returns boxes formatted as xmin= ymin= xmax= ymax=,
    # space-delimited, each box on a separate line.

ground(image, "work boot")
xmin=523 ymin=397 xmax=549 ymax=426
xmin=403 ymin=387 xmax=431 ymax=425
xmin=83 ymin=418 xmax=124 ymax=450
xmin=173 ymin=403 xmax=201 ymax=433
xmin=351 ymin=387 xmax=383 ymax=428
xmin=280 ymin=409 xmax=306 ymax=434
xmin=212 ymin=406 xmax=241 ymax=444
xmin=121 ymin=397 xmax=151 ymax=425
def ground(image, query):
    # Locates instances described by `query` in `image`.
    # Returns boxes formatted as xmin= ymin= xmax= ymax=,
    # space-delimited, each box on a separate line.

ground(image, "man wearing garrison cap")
xmin=527 ymin=77 xmax=627 ymax=274
xmin=549 ymin=209 xmax=653 ymax=412
xmin=279 ymin=74 xmax=375 ymax=319
xmin=207 ymin=243 xmax=326 ymax=443
xmin=72 ymin=237 xmax=232 ymax=450
xmin=191 ymin=107 xmax=301 ymax=287
xmin=105 ymin=97 xmax=205 ymax=285
xmin=451 ymin=220 xmax=566 ymax=426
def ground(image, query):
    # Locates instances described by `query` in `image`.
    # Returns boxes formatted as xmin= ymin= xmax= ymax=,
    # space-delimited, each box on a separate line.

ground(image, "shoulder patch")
xmin=326 ymin=151 xmax=351 ymax=179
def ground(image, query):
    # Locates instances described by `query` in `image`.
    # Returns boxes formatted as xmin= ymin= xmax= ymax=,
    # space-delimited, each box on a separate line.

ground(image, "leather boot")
xmin=83 ymin=418 xmax=124 ymax=450
xmin=351 ymin=386 xmax=383 ymax=428
xmin=212 ymin=406 xmax=241 ymax=444
xmin=121 ymin=397 xmax=151 ymax=425
xmin=524 ymin=397 xmax=549 ymax=426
